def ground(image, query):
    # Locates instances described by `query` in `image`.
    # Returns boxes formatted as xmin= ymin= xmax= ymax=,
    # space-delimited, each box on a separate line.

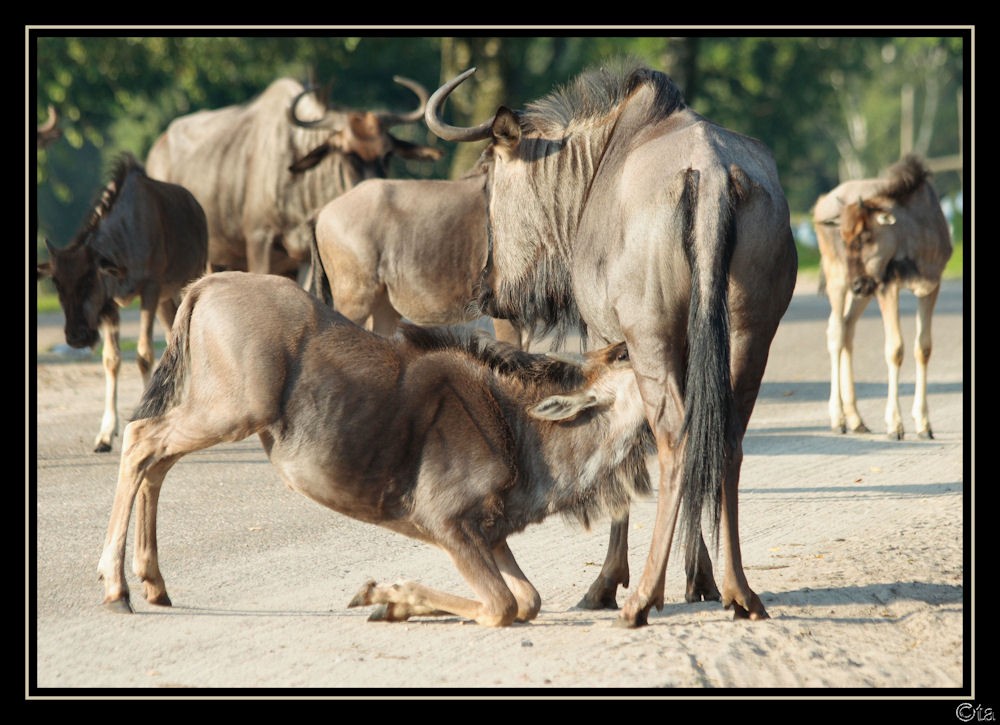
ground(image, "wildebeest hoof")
xmin=348 ymin=579 xmax=378 ymax=608
xmin=919 ymin=429 xmax=934 ymax=440
xmin=850 ymin=423 xmax=871 ymax=434
xmin=685 ymin=586 xmax=722 ymax=603
xmin=575 ymin=591 xmax=619 ymax=611
xmin=887 ymin=430 xmax=904 ymax=441
xmin=366 ymin=604 xmax=392 ymax=621
xmin=103 ymin=596 xmax=134 ymax=614
xmin=147 ymin=592 xmax=172 ymax=607
xmin=94 ymin=441 xmax=113 ymax=453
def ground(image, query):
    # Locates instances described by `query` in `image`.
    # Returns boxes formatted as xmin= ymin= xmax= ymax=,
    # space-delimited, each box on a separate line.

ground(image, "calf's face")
xmin=840 ymin=199 xmax=898 ymax=296
xmin=528 ymin=343 xmax=645 ymax=433
xmin=37 ymin=240 xmax=119 ymax=349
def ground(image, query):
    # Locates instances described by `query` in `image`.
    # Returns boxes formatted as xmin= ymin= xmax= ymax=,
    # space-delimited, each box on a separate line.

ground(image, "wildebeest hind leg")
xmin=684 ymin=531 xmax=721 ymax=603
xmin=577 ymin=515 xmax=629 ymax=610
xmin=718 ymin=440 xmax=768 ymax=620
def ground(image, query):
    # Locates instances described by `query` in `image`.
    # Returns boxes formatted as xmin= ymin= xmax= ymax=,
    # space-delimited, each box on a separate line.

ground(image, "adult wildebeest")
xmin=37 ymin=105 xmax=61 ymax=148
xmin=311 ymin=166 xmax=526 ymax=347
xmin=425 ymin=60 xmax=798 ymax=627
xmin=97 ymin=271 xmax=654 ymax=626
xmin=144 ymin=76 xmax=443 ymax=280
xmin=36 ymin=153 xmax=208 ymax=453
xmin=812 ymin=154 xmax=953 ymax=440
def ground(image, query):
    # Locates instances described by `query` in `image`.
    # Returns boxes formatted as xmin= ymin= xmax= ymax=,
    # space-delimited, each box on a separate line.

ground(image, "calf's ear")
xmin=529 ymin=392 xmax=600 ymax=422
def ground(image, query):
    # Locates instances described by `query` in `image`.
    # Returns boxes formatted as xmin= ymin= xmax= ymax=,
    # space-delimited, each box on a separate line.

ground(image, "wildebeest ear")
xmin=289 ymin=144 xmax=332 ymax=173
xmin=492 ymin=107 xmax=521 ymax=155
xmin=529 ymin=392 xmax=600 ymax=421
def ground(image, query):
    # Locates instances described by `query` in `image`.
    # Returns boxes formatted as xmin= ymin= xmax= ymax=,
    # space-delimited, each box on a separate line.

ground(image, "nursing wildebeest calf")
xmin=37 ymin=152 xmax=208 ymax=452
xmin=812 ymin=154 xmax=953 ymax=439
xmin=426 ymin=61 xmax=797 ymax=626
xmin=311 ymin=168 xmax=525 ymax=347
xmin=97 ymin=272 xmax=653 ymax=626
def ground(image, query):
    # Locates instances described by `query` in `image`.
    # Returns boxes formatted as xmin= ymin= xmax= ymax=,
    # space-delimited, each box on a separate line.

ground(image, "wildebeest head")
xmin=425 ymin=63 xmax=683 ymax=345
xmin=37 ymin=238 xmax=122 ymax=349
xmin=424 ymin=67 xmax=581 ymax=339
xmin=838 ymin=196 xmax=898 ymax=297
xmin=287 ymin=76 xmax=443 ymax=183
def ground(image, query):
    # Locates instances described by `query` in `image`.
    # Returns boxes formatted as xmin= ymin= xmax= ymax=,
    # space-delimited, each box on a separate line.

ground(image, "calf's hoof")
xmin=94 ymin=441 xmax=113 ymax=453
xmin=918 ymin=429 xmax=934 ymax=440
xmin=103 ymin=596 xmax=134 ymax=614
xmin=348 ymin=579 xmax=378 ymax=609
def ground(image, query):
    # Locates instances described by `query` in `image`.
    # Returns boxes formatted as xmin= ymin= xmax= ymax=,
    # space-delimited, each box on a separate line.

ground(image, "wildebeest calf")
xmin=37 ymin=152 xmax=208 ymax=452
xmin=812 ymin=154 xmax=953 ymax=439
xmin=97 ymin=271 xmax=653 ymax=626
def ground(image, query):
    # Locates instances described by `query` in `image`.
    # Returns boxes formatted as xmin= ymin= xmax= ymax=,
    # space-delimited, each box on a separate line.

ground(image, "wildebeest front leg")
xmin=349 ymin=533 xmax=521 ymax=626
xmin=912 ymin=286 xmax=941 ymax=439
xmin=94 ymin=317 xmax=121 ymax=453
xmin=577 ymin=515 xmax=630 ymax=610
xmin=137 ymin=290 xmax=161 ymax=385
xmin=875 ymin=284 xmax=905 ymax=440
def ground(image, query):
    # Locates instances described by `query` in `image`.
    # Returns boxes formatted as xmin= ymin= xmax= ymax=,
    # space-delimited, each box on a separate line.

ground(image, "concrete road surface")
xmin=29 ymin=276 xmax=972 ymax=698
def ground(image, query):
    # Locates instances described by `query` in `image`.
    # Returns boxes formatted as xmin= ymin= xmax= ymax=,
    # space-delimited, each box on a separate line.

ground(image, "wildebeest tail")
xmin=130 ymin=282 xmax=198 ymax=420
xmin=309 ymin=220 xmax=333 ymax=307
xmin=679 ymin=167 xmax=739 ymax=565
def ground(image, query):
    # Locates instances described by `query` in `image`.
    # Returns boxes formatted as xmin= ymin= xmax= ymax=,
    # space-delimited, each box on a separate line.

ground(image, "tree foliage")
xmin=32 ymin=33 xmax=966 ymax=258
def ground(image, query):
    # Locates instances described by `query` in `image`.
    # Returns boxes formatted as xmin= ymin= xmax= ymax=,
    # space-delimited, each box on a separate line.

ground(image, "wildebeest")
xmin=36 ymin=152 xmax=208 ymax=452
xmin=144 ymin=76 xmax=443 ymax=280
xmin=812 ymin=154 xmax=953 ymax=439
xmin=97 ymin=271 xmax=654 ymax=626
xmin=425 ymin=60 xmax=798 ymax=627
xmin=36 ymin=105 xmax=62 ymax=148
xmin=311 ymin=166 xmax=525 ymax=347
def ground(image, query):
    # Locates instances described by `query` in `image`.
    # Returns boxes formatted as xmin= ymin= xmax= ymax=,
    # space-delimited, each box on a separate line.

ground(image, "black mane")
xmin=397 ymin=323 xmax=585 ymax=391
xmin=521 ymin=57 xmax=686 ymax=137
xmin=71 ymin=152 xmax=146 ymax=248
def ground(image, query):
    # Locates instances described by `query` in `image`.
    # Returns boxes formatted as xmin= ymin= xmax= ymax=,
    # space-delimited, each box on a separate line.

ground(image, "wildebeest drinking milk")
xmin=97 ymin=272 xmax=654 ymax=626
xmin=37 ymin=152 xmax=208 ymax=452
xmin=425 ymin=60 xmax=798 ymax=626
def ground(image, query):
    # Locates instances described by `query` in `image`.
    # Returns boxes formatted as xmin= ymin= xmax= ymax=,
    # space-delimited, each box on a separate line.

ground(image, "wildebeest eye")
xmin=616 ymin=347 xmax=629 ymax=362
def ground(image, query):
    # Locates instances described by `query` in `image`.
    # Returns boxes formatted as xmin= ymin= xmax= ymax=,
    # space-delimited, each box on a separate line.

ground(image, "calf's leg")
xmin=348 ymin=532 xmax=521 ymax=627
xmin=912 ymin=286 xmax=940 ymax=439
xmin=94 ymin=317 xmax=121 ymax=453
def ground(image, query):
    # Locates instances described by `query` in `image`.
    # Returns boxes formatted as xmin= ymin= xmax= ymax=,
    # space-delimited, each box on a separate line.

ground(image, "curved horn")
xmin=425 ymin=67 xmax=494 ymax=143
xmin=379 ymin=76 xmax=431 ymax=126
xmin=38 ymin=105 xmax=58 ymax=134
xmin=289 ymin=86 xmax=340 ymax=130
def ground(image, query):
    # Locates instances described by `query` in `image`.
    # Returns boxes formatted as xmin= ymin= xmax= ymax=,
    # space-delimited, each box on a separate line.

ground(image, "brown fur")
xmin=98 ymin=272 xmax=653 ymax=626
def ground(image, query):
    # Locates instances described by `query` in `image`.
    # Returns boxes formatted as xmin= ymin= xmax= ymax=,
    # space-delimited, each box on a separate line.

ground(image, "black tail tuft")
xmin=679 ymin=169 xmax=738 ymax=565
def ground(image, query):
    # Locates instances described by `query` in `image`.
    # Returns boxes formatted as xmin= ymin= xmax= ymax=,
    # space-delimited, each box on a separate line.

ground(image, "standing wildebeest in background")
xmin=426 ymin=60 xmax=797 ymax=627
xmin=97 ymin=272 xmax=654 ymax=626
xmin=311 ymin=165 xmax=526 ymax=347
xmin=37 ymin=153 xmax=208 ymax=452
xmin=144 ymin=76 xmax=443 ymax=280
xmin=37 ymin=105 xmax=62 ymax=148
xmin=812 ymin=154 xmax=953 ymax=440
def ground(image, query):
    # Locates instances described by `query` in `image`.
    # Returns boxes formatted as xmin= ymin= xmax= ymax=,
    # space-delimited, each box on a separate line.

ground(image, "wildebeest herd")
xmin=36 ymin=59 xmax=954 ymax=629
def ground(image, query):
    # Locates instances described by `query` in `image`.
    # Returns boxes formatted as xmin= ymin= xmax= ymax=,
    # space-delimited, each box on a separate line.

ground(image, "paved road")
xmin=29 ymin=276 xmax=970 ymax=695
